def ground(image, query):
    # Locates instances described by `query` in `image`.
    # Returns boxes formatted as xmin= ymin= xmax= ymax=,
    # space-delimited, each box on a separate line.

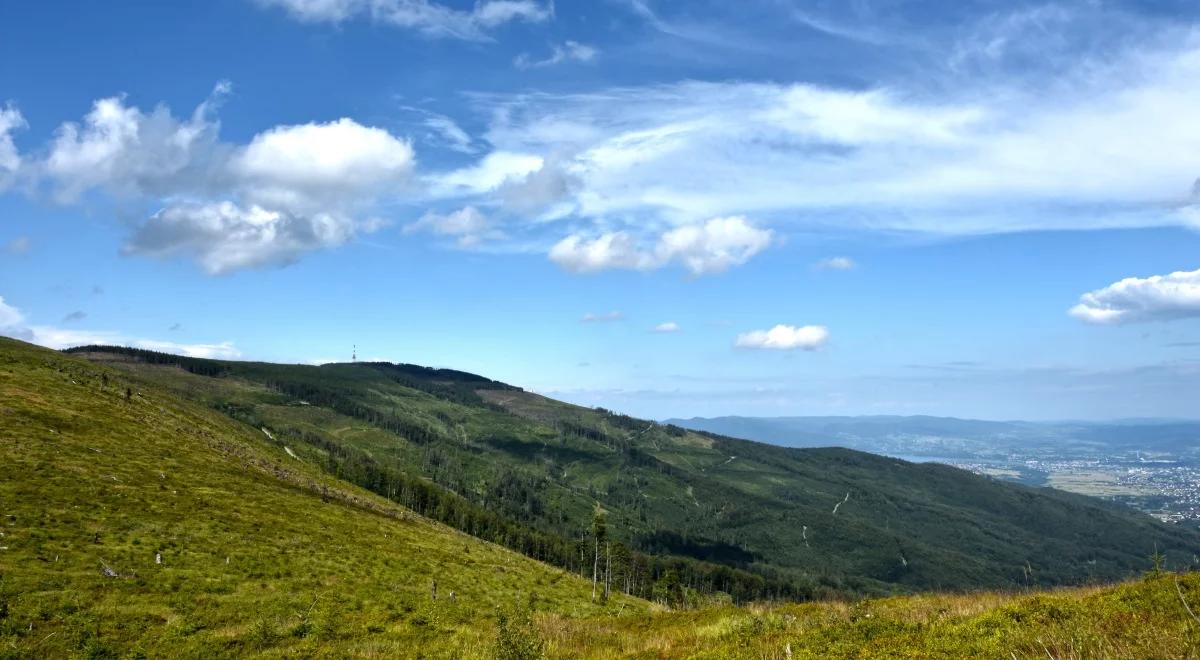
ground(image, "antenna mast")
xmin=352 ymin=344 xmax=357 ymax=362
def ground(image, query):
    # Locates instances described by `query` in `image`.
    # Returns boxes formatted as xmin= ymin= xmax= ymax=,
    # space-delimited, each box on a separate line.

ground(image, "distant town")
xmin=938 ymin=452 xmax=1200 ymax=525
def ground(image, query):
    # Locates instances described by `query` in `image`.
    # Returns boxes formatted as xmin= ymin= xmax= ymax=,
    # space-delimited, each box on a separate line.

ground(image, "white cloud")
xmin=498 ymin=157 xmax=578 ymax=214
xmin=515 ymin=41 xmax=598 ymax=69
xmin=653 ymin=321 xmax=680 ymax=333
xmin=234 ymin=117 xmax=414 ymax=209
xmin=814 ymin=256 xmax=856 ymax=271
xmin=581 ymin=310 xmax=624 ymax=323
xmin=470 ymin=0 xmax=549 ymax=28
xmin=256 ymin=0 xmax=551 ymax=40
xmin=123 ymin=201 xmax=360 ymax=275
xmin=550 ymin=232 xmax=655 ymax=273
xmin=0 ymin=104 xmax=26 ymax=184
xmin=257 ymin=0 xmax=360 ymax=21
xmin=735 ymin=324 xmax=829 ymax=350
xmin=657 ymin=216 xmax=773 ymax=275
xmin=1070 ymin=268 xmax=1200 ymax=324
xmin=423 ymin=115 xmax=474 ymax=153
xmin=550 ymin=216 xmax=773 ymax=275
xmin=44 ymin=89 xmax=227 ymax=202
xmin=0 ymin=296 xmax=25 ymax=328
xmin=459 ymin=39 xmax=1200 ymax=239
xmin=427 ymin=151 xmax=544 ymax=198
xmin=32 ymin=87 xmax=409 ymax=273
xmin=404 ymin=205 xmax=497 ymax=247
xmin=0 ymin=295 xmax=240 ymax=358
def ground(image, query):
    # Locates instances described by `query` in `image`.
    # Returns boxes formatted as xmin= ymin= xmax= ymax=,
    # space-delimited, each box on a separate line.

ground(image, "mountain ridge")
xmin=59 ymin=342 xmax=1200 ymax=600
xmin=5 ymin=337 xmax=1200 ymax=657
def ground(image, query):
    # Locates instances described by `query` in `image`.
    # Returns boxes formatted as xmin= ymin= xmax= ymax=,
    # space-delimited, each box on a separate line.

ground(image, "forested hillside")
xmin=0 ymin=338 xmax=638 ymax=657
xmin=65 ymin=344 xmax=1200 ymax=602
xmin=6 ymin=339 xmax=1200 ymax=658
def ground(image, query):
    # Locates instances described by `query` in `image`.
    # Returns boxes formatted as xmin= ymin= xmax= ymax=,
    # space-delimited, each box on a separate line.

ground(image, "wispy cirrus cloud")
xmin=581 ymin=310 xmax=624 ymax=323
xmin=514 ymin=41 xmax=598 ymax=69
xmin=10 ymin=1 xmax=1200 ymax=284
xmin=0 ymin=104 xmax=26 ymax=188
xmin=4 ymin=236 xmax=30 ymax=255
xmin=813 ymin=256 xmax=856 ymax=271
xmin=430 ymin=30 xmax=1200 ymax=272
xmin=255 ymin=0 xmax=551 ymax=40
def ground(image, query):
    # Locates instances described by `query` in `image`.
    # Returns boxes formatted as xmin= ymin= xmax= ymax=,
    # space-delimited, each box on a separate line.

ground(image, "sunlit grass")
xmin=0 ymin=338 xmax=639 ymax=658
xmin=4 ymin=337 xmax=1199 ymax=658
xmin=539 ymin=575 xmax=1200 ymax=658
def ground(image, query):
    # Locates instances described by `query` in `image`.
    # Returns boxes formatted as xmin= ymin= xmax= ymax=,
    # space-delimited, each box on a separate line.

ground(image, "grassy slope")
xmin=539 ymin=573 xmax=1200 ymax=658
xmin=0 ymin=338 xmax=642 ymax=658
xmin=4 ymin=338 xmax=1200 ymax=658
xmin=74 ymin=348 xmax=1200 ymax=596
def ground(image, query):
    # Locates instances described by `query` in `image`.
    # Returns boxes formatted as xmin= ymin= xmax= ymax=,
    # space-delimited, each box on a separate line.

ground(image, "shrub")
xmin=248 ymin=617 xmax=280 ymax=648
xmin=493 ymin=607 xmax=545 ymax=660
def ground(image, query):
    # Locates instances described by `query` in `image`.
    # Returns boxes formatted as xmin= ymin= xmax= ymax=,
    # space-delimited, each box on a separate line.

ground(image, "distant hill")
xmin=665 ymin=414 xmax=1200 ymax=458
xmin=53 ymin=342 xmax=1200 ymax=602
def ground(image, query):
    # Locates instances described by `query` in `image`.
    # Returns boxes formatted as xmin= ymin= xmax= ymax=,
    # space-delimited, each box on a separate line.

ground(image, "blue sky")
xmin=3 ymin=0 xmax=1200 ymax=420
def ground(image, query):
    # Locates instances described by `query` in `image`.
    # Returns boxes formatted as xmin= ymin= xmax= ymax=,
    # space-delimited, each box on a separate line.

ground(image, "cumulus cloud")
xmin=233 ymin=117 xmax=414 ymax=209
xmin=1070 ymin=268 xmax=1200 ymax=324
xmin=256 ymin=0 xmax=551 ymax=40
xmin=550 ymin=216 xmax=773 ymax=275
xmin=30 ymin=86 xmax=410 ymax=273
xmin=652 ymin=321 xmax=680 ymax=333
xmin=514 ymin=41 xmax=598 ymax=69
xmin=123 ymin=201 xmax=359 ymax=275
xmin=657 ymin=217 xmax=773 ymax=275
xmin=0 ymin=104 xmax=26 ymax=185
xmin=550 ymin=232 xmax=654 ymax=273
xmin=813 ymin=256 xmax=856 ymax=271
xmin=404 ymin=205 xmax=497 ymax=247
xmin=735 ymin=324 xmax=829 ymax=350
xmin=0 ymin=295 xmax=239 ymax=358
xmin=581 ymin=310 xmax=624 ymax=323
xmin=62 ymin=311 xmax=87 ymax=323
xmin=44 ymin=88 xmax=228 ymax=202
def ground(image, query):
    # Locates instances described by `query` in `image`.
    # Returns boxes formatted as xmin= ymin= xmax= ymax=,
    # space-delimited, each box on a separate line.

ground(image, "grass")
xmin=5 ymin=336 xmax=1200 ymax=658
xmin=0 ymin=338 xmax=642 ymax=658
xmin=69 ymin=346 xmax=1200 ymax=600
xmin=537 ymin=574 xmax=1200 ymax=658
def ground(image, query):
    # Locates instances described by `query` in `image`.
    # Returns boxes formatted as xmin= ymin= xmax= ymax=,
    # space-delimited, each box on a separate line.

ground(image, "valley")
xmin=669 ymin=415 xmax=1200 ymax=525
